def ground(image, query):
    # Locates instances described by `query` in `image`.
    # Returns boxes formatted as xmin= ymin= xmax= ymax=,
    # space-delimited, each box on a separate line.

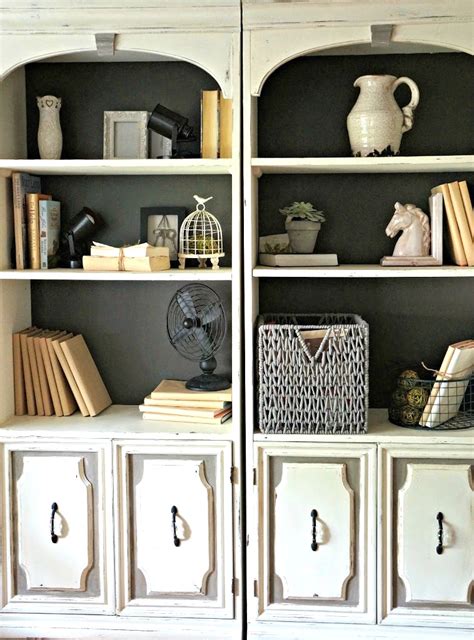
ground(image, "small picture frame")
xmin=103 ymin=111 xmax=149 ymax=159
xmin=140 ymin=207 xmax=187 ymax=262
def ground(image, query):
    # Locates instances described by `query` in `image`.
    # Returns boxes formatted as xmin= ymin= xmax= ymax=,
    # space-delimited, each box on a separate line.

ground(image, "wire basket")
xmin=389 ymin=375 xmax=474 ymax=430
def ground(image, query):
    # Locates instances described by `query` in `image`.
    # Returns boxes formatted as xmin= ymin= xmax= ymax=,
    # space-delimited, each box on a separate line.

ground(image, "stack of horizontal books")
xmin=140 ymin=379 xmax=232 ymax=424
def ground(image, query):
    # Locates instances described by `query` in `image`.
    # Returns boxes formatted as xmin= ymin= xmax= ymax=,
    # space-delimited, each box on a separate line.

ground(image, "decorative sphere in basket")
xmin=178 ymin=195 xmax=224 ymax=270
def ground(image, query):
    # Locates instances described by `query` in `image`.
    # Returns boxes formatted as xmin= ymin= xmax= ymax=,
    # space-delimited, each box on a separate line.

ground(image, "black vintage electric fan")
xmin=167 ymin=284 xmax=230 ymax=391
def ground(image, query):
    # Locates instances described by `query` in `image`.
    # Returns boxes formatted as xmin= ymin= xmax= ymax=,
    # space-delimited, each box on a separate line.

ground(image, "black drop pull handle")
xmin=171 ymin=505 xmax=180 ymax=547
xmin=51 ymin=502 xmax=58 ymax=544
xmin=311 ymin=509 xmax=318 ymax=551
xmin=436 ymin=512 xmax=444 ymax=555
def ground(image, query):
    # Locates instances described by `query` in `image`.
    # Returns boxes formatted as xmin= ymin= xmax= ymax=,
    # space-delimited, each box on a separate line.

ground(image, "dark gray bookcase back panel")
xmin=40 ymin=175 xmax=232 ymax=267
xmin=259 ymin=278 xmax=474 ymax=408
xmin=259 ymin=172 xmax=473 ymax=264
xmin=31 ymin=281 xmax=232 ymax=405
xmin=258 ymin=53 xmax=474 ymax=157
xmin=25 ymin=61 xmax=219 ymax=159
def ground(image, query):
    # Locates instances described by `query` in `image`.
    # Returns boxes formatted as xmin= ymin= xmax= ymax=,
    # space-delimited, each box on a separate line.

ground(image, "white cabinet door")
xmin=379 ymin=444 xmax=474 ymax=628
xmin=2 ymin=441 xmax=114 ymax=614
xmin=254 ymin=442 xmax=376 ymax=624
xmin=115 ymin=440 xmax=233 ymax=619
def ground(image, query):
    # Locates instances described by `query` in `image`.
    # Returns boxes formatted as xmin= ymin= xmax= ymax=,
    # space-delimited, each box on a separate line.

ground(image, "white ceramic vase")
xmin=37 ymin=95 xmax=63 ymax=160
xmin=285 ymin=219 xmax=321 ymax=254
xmin=346 ymin=75 xmax=419 ymax=157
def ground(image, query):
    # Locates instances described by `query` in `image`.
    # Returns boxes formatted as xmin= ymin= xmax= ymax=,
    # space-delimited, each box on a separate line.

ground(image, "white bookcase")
xmin=0 ymin=2 xmax=242 ymax=638
xmin=243 ymin=1 xmax=473 ymax=639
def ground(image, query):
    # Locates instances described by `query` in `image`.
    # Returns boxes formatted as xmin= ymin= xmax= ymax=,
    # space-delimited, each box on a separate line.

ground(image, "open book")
xmin=420 ymin=340 xmax=474 ymax=427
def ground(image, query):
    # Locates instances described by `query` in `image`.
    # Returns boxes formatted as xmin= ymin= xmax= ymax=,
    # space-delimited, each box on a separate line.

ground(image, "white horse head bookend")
xmin=385 ymin=202 xmax=430 ymax=257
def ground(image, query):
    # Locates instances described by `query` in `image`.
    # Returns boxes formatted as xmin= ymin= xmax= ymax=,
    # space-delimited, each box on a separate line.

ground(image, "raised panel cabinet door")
xmin=379 ymin=445 xmax=474 ymax=628
xmin=2 ymin=442 xmax=113 ymax=614
xmin=255 ymin=443 xmax=376 ymax=624
xmin=398 ymin=463 xmax=473 ymax=605
xmin=115 ymin=441 xmax=233 ymax=619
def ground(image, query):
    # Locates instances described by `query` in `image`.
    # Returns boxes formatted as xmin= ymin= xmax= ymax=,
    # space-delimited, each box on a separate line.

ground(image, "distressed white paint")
xmin=398 ymin=463 xmax=474 ymax=605
xmin=17 ymin=455 xmax=93 ymax=591
xmin=379 ymin=445 xmax=474 ymax=628
xmin=114 ymin=441 xmax=234 ymax=620
xmin=136 ymin=458 xmax=214 ymax=596
xmin=274 ymin=462 xmax=354 ymax=600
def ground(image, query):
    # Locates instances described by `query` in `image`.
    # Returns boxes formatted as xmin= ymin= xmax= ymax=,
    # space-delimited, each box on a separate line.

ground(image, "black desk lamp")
xmin=65 ymin=207 xmax=103 ymax=268
xmin=148 ymin=104 xmax=195 ymax=158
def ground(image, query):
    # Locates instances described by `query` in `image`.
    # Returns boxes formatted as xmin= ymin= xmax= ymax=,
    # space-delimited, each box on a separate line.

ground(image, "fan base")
xmin=186 ymin=373 xmax=231 ymax=392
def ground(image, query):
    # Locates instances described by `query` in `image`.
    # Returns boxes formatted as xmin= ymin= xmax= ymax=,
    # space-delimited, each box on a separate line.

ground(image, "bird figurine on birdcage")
xmin=178 ymin=195 xmax=225 ymax=270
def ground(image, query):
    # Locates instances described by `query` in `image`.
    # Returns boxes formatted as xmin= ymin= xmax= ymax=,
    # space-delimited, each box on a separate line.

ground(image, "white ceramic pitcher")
xmin=37 ymin=95 xmax=63 ymax=160
xmin=347 ymin=75 xmax=420 ymax=157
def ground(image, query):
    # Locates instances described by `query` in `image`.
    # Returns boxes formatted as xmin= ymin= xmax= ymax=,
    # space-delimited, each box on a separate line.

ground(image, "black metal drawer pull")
xmin=51 ymin=502 xmax=58 ymax=544
xmin=171 ymin=505 xmax=180 ymax=547
xmin=311 ymin=509 xmax=318 ymax=551
xmin=436 ymin=512 xmax=444 ymax=555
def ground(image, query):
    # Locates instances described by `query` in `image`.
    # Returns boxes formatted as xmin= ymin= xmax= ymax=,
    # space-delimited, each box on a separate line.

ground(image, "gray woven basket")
xmin=257 ymin=313 xmax=369 ymax=434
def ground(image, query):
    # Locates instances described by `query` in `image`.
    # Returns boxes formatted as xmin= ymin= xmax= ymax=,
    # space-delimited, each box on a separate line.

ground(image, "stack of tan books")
xmin=12 ymin=328 xmax=111 ymax=417
xmin=201 ymin=90 xmax=232 ymax=159
xmin=83 ymin=242 xmax=171 ymax=272
xmin=140 ymin=379 xmax=232 ymax=424
xmin=432 ymin=180 xmax=474 ymax=266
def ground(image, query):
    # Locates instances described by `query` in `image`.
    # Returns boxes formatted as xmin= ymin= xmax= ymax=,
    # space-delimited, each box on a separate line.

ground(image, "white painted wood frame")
xmin=378 ymin=444 xmax=474 ymax=629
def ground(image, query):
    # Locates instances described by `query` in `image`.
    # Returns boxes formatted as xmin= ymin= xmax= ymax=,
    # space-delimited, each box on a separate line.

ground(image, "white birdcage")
xmin=178 ymin=195 xmax=225 ymax=270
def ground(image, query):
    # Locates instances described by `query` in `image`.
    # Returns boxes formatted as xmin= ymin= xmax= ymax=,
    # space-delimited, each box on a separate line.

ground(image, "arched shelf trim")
xmin=251 ymin=23 xmax=474 ymax=96
xmin=0 ymin=31 xmax=235 ymax=97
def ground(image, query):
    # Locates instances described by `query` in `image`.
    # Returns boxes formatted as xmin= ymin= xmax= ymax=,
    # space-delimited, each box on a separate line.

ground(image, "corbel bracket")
xmin=371 ymin=24 xmax=393 ymax=47
xmin=95 ymin=33 xmax=116 ymax=57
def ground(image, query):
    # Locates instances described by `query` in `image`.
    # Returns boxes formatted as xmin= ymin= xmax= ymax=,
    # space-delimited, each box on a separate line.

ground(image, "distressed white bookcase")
xmin=242 ymin=1 xmax=474 ymax=639
xmin=0 ymin=1 xmax=242 ymax=638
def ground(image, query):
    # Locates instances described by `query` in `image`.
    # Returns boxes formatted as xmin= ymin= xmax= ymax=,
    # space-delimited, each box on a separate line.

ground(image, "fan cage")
xmin=167 ymin=284 xmax=227 ymax=362
xmin=179 ymin=207 xmax=224 ymax=258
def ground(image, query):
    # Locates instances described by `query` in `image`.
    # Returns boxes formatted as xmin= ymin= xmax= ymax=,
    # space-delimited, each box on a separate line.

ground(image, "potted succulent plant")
xmin=279 ymin=201 xmax=326 ymax=253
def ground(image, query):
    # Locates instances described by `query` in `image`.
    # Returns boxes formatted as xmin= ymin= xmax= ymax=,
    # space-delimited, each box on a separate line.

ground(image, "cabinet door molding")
xmin=253 ymin=442 xmax=376 ymax=624
xmin=1 ymin=441 xmax=114 ymax=614
xmin=379 ymin=444 xmax=474 ymax=628
xmin=114 ymin=439 xmax=233 ymax=619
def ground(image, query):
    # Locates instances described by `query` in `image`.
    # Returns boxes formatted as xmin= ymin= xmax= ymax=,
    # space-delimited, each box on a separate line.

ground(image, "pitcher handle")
xmin=393 ymin=77 xmax=420 ymax=133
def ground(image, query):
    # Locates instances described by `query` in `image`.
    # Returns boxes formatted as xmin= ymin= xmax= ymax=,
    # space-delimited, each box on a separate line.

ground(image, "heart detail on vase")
xmin=45 ymin=100 xmax=54 ymax=107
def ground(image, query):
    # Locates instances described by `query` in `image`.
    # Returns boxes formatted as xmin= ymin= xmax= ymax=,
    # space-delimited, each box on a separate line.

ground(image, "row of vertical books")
xmin=13 ymin=327 xmax=111 ymax=417
xmin=201 ymin=90 xmax=232 ymax=159
xmin=433 ymin=180 xmax=474 ymax=266
xmin=12 ymin=172 xmax=61 ymax=270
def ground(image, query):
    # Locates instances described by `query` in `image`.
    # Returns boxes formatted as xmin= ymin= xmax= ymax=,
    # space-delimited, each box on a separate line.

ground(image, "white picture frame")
xmin=103 ymin=111 xmax=149 ymax=159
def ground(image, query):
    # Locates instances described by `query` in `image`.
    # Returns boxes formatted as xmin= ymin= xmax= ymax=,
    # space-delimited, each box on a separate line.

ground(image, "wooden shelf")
xmin=0 ymin=267 xmax=232 ymax=281
xmin=254 ymin=408 xmax=474 ymax=444
xmin=252 ymin=155 xmax=474 ymax=175
xmin=0 ymin=158 xmax=233 ymax=176
xmin=253 ymin=265 xmax=474 ymax=278
xmin=0 ymin=404 xmax=233 ymax=440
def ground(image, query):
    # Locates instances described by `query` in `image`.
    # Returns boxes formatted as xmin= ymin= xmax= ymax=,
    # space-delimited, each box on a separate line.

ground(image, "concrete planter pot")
xmin=285 ymin=219 xmax=321 ymax=254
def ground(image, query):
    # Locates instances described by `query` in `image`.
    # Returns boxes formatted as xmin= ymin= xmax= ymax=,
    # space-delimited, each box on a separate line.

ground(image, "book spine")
xmin=218 ymin=93 xmax=232 ymax=159
xmin=448 ymin=181 xmax=474 ymax=266
xmin=459 ymin=181 xmax=474 ymax=240
xmin=201 ymin=90 xmax=219 ymax=159
xmin=26 ymin=194 xmax=40 ymax=270
xmin=12 ymin=174 xmax=26 ymax=270
xmin=432 ymin=184 xmax=467 ymax=266
xmin=39 ymin=201 xmax=48 ymax=269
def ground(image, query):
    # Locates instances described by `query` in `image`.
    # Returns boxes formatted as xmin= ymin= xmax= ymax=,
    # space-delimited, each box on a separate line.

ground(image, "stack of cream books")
xmin=83 ymin=242 xmax=170 ymax=272
xmin=140 ymin=379 xmax=232 ymax=424
xmin=420 ymin=340 xmax=474 ymax=427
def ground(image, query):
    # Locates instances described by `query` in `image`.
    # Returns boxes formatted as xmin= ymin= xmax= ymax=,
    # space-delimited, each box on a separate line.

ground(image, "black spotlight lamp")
xmin=65 ymin=207 xmax=104 ymax=268
xmin=148 ymin=103 xmax=195 ymax=158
